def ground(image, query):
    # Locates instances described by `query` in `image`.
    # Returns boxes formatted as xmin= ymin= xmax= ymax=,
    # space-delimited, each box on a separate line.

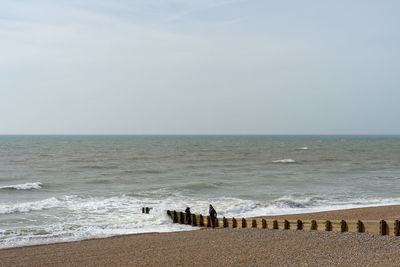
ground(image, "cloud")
xmin=1 ymin=0 xmax=399 ymax=134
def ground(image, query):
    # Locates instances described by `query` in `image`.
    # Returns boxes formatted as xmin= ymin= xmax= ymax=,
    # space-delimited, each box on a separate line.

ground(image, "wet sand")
xmin=1 ymin=205 xmax=400 ymax=267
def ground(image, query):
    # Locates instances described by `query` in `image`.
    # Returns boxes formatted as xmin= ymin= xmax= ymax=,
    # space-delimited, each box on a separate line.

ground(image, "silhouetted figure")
xmin=185 ymin=207 xmax=191 ymax=224
xmin=209 ymin=204 xmax=217 ymax=228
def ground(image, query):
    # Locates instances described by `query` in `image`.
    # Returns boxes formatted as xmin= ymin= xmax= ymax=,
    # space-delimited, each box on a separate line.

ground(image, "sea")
xmin=0 ymin=135 xmax=399 ymax=248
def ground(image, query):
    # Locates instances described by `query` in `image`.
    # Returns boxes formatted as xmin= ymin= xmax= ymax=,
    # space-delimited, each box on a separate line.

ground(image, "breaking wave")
xmin=1 ymin=192 xmax=400 ymax=249
xmin=0 ymin=197 xmax=61 ymax=214
xmin=297 ymin=147 xmax=309 ymax=150
xmin=272 ymin=159 xmax=296 ymax=163
xmin=0 ymin=182 xmax=42 ymax=190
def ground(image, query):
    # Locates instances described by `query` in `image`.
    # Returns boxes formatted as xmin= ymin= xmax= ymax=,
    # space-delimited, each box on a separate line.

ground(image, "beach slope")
xmin=1 ymin=205 xmax=400 ymax=267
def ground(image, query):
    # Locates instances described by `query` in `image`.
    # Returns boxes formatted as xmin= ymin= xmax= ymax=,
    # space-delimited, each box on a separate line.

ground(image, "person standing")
xmin=209 ymin=204 xmax=217 ymax=228
xmin=185 ymin=207 xmax=191 ymax=224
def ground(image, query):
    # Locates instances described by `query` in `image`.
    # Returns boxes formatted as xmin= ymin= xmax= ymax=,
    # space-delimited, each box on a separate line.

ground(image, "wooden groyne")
xmin=166 ymin=210 xmax=400 ymax=236
xmin=142 ymin=207 xmax=152 ymax=214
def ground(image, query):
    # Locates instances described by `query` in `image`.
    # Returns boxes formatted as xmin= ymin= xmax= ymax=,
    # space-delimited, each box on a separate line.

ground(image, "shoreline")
xmin=1 ymin=204 xmax=400 ymax=266
xmin=255 ymin=204 xmax=400 ymax=220
xmin=3 ymin=204 xmax=400 ymax=250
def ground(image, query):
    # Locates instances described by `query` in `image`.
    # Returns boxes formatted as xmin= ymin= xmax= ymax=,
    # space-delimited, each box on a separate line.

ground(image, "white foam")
xmin=0 ymin=182 xmax=42 ymax=190
xmin=2 ymin=193 xmax=400 ymax=249
xmin=214 ymin=196 xmax=400 ymax=218
xmin=0 ymin=197 xmax=61 ymax=214
xmin=0 ymin=194 xmax=196 ymax=248
xmin=272 ymin=159 xmax=296 ymax=163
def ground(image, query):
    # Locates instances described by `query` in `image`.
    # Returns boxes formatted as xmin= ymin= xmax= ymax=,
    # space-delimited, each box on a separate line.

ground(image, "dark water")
xmin=0 ymin=135 xmax=399 ymax=248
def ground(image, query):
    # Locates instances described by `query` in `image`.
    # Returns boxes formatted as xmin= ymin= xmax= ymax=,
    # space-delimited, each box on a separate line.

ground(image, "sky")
xmin=1 ymin=0 xmax=399 ymax=135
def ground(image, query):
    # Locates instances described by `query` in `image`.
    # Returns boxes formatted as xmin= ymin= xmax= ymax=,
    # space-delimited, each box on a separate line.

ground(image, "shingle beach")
xmin=1 ymin=205 xmax=400 ymax=267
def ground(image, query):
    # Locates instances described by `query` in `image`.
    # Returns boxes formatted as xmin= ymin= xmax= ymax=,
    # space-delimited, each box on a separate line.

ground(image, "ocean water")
xmin=0 ymin=135 xmax=399 ymax=248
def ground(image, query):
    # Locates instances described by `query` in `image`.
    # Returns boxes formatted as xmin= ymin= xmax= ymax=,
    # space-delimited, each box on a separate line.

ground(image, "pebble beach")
xmin=1 ymin=205 xmax=400 ymax=267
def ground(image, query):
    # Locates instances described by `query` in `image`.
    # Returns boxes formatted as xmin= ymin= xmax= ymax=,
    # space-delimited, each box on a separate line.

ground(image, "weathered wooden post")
xmin=199 ymin=215 xmax=204 ymax=226
xmin=297 ymin=220 xmax=303 ymax=230
xmin=273 ymin=220 xmax=278 ymax=229
xmin=325 ymin=220 xmax=332 ymax=231
xmin=357 ymin=220 xmax=364 ymax=233
xmin=340 ymin=220 xmax=347 ymax=232
xmin=242 ymin=218 xmax=247 ymax=228
xmin=223 ymin=217 xmax=228 ymax=228
xmin=252 ymin=219 xmax=257 ymax=228
xmin=262 ymin=219 xmax=267 ymax=229
xmin=380 ymin=220 xmax=387 ymax=235
xmin=173 ymin=210 xmax=178 ymax=223
xmin=192 ymin=214 xmax=197 ymax=226
xmin=394 ymin=220 xmax=400 ymax=236
xmin=207 ymin=216 xmax=211 ymax=227
xmin=284 ymin=220 xmax=290 ymax=230
xmin=179 ymin=212 xmax=185 ymax=224
xmin=311 ymin=220 xmax=317 ymax=230
xmin=232 ymin=218 xmax=237 ymax=228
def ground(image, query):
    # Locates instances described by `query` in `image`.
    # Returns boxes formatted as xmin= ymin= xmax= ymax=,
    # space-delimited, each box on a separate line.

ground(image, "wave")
xmin=0 ymin=197 xmax=61 ymax=214
xmin=0 ymin=194 xmax=195 ymax=248
xmin=215 ymin=196 xmax=400 ymax=218
xmin=79 ymin=165 xmax=118 ymax=169
xmin=213 ymin=196 xmax=323 ymax=218
xmin=0 ymin=182 xmax=42 ymax=190
xmin=270 ymin=197 xmax=320 ymax=209
xmin=86 ymin=179 xmax=112 ymax=184
xmin=297 ymin=147 xmax=309 ymax=150
xmin=319 ymin=157 xmax=337 ymax=161
xmin=272 ymin=159 xmax=296 ymax=163
xmin=2 ymin=192 xmax=400 ymax=249
xmin=175 ymin=182 xmax=221 ymax=191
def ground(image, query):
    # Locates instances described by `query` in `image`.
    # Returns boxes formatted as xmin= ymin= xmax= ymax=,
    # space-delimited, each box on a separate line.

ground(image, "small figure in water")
xmin=185 ymin=206 xmax=191 ymax=224
xmin=209 ymin=204 xmax=217 ymax=228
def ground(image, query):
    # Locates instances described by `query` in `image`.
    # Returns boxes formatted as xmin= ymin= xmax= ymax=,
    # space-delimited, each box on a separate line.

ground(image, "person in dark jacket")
xmin=185 ymin=207 xmax=191 ymax=224
xmin=209 ymin=204 xmax=217 ymax=228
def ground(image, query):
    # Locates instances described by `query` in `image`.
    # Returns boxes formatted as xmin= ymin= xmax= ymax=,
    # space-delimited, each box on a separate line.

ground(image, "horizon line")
xmin=1 ymin=134 xmax=399 ymax=136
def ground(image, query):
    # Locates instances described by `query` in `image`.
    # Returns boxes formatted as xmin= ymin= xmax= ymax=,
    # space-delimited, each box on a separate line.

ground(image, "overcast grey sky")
xmin=1 ymin=0 xmax=399 ymax=134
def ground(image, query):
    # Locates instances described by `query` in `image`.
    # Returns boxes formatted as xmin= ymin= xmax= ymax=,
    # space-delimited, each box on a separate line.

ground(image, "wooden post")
xmin=284 ymin=220 xmax=289 ymax=230
xmin=142 ymin=207 xmax=145 ymax=213
xmin=357 ymin=220 xmax=364 ymax=233
xmin=192 ymin=214 xmax=197 ymax=226
xmin=252 ymin=219 xmax=257 ymax=228
xmin=207 ymin=216 xmax=211 ymax=227
xmin=232 ymin=218 xmax=237 ymax=228
xmin=173 ymin=210 xmax=178 ymax=223
xmin=242 ymin=218 xmax=247 ymax=228
xmin=199 ymin=215 xmax=204 ymax=227
xmin=311 ymin=220 xmax=317 ymax=230
xmin=394 ymin=220 xmax=400 ymax=236
xmin=340 ymin=220 xmax=347 ymax=232
xmin=262 ymin=219 xmax=267 ymax=229
xmin=380 ymin=220 xmax=387 ymax=235
xmin=223 ymin=217 xmax=228 ymax=228
xmin=325 ymin=220 xmax=332 ymax=231
xmin=273 ymin=220 xmax=278 ymax=229
xmin=297 ymin=220 xmax=303 ymax=230
xmin=179 ymin=212 xmax=184 ymax=224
